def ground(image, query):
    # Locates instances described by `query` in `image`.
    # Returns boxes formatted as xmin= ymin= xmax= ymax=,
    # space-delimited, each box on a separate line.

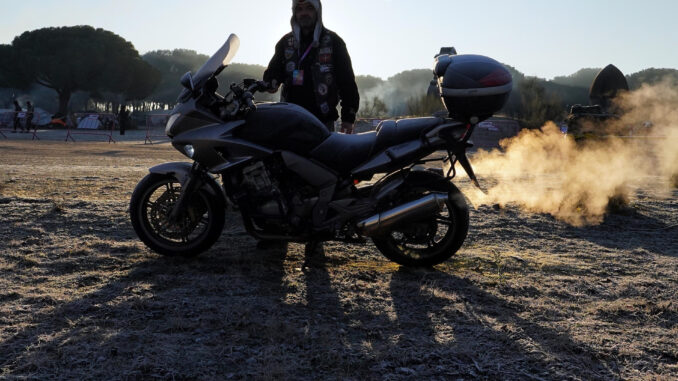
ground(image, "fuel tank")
xmin=235 ymin=103 xmax=331 ymax=155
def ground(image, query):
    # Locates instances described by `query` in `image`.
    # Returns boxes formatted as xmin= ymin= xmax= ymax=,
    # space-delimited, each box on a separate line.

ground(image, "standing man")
xmin=263 ymin=0 xmax=359 ymax=133
xmin=118 ymin=104 xmax=128 ymax=135
xmin=25 ymin=101 xmax=34 ymax=133
xmin=12 ymin=100 xmax=23 ymax=133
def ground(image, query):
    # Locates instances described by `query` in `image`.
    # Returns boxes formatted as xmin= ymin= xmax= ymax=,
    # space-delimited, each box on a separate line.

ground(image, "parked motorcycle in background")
xmin=129 ymin=34 xmax=512 ymax=267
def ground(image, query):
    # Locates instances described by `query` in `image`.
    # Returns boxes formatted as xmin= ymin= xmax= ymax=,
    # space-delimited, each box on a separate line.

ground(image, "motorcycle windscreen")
xmin=193 ymin=34 xmax=240 ymax=90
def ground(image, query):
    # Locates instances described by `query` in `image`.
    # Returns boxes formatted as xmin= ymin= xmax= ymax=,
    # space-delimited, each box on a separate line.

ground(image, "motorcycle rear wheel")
xmin=130 ymin=173 xmax=225 ymax=257
xmin=372 ymin=183 xmax=469 ymax=267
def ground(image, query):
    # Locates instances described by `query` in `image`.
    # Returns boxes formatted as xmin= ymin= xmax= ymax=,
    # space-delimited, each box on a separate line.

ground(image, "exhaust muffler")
xmin=358 ymin=193 xmax=448 ymax=236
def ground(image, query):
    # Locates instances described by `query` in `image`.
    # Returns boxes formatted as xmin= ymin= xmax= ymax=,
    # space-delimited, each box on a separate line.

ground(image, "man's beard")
xmin=297 ymin=16 xmax=315 ymax=30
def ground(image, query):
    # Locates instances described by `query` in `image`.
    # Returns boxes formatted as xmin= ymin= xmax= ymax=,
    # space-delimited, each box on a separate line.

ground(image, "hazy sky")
xmin=2 ymin=0 xmax=677 ymax=79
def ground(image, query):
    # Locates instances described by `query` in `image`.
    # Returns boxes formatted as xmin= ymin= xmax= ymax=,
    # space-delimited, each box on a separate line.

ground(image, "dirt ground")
xmin=1 ymin=139 xmax=677 ymax=380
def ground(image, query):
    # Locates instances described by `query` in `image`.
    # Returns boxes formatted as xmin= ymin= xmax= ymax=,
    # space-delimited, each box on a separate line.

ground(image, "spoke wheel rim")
xmin=389 ymin=202 xmax=456 ymax=260
xmin=144 ymin=180 xmax=211 ymax=245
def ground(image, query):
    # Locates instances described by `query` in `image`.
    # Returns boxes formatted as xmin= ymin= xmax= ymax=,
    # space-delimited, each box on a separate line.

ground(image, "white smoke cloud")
xmin=462 ymin=80 xmax=678 ymax=226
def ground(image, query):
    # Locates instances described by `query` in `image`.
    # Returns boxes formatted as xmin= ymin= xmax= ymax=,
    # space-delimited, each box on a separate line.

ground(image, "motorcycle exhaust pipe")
xmin=358 ymin=193 xmax=448 ymax=236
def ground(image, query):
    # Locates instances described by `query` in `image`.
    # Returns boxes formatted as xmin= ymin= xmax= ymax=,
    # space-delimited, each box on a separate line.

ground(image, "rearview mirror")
xmin=180 ymin=71 xmax=195 ymax=91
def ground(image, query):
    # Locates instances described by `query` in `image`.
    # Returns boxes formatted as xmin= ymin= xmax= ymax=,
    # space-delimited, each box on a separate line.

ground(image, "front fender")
xmin=149 ymin=162 xmax=225 ymax=200
xmin=149 ymin=162 xmax=194 ymax=185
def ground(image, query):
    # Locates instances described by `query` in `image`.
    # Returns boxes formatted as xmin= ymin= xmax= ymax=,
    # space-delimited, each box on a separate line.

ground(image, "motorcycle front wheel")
xmin=130 ymin=173 xmax=225 ymax=257
xmin=372 ymin=182 xmax=469 ymax=267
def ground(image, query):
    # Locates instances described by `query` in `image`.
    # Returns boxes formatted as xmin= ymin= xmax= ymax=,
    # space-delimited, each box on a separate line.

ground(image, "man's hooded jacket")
xmin=263 ymin=0 xmax=360 ymax=125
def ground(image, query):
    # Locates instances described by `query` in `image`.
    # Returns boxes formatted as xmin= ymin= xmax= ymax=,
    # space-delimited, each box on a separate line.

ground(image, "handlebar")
xmin=243 ymin=91 xmax=256 ymax=111
xmin=241 ymin=80 xmax=271 ymax=112
xmin=219 ymin=79 xmax=270 ymax=118
xmin=241 ymin=79 xmax=268 ymax=93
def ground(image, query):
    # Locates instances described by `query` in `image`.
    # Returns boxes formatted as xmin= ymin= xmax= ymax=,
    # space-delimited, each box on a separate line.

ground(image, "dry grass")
xmin=1 ymin=140 xmax=677 ymax=380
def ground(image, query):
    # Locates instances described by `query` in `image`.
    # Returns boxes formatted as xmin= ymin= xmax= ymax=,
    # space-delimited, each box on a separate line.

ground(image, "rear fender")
xmin=149 ymin=162 xmax=225 ymax=200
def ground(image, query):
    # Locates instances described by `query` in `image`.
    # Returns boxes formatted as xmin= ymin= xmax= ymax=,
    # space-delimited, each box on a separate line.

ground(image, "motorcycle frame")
xmin=153 ymin=116 xmax=479 ymax=243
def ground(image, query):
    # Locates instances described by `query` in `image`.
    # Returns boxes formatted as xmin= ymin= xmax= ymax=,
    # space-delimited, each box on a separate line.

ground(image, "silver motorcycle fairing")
xmin=166 ymin=98 xmax=224 ymax=138
xmin=171 ymin=121 xmax=273 ymax=171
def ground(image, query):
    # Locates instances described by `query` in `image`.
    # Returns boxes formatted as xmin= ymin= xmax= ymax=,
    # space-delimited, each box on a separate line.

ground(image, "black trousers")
xmin=25 ymin=114 xmax=33 ymax=131
xmin=13 ymin=117 xmax=23 ymax=131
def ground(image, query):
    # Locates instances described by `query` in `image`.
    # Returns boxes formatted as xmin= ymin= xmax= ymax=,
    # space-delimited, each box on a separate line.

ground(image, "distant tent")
xmin=31 ymin=107 xmax=52 ymax=125
xmin=77 ymin=114 xmax=102 ymax=129
xmin=589 ymin=64 xmax=629 ymax=111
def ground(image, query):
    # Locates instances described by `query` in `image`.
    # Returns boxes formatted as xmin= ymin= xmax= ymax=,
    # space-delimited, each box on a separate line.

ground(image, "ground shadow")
xmin=389 ymin=267 xmax=621 ymax=379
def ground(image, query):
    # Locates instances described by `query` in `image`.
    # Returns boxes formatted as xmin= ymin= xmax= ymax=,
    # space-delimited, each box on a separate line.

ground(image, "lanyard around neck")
xmin=298 ymin=43 xmax=313 ymax=65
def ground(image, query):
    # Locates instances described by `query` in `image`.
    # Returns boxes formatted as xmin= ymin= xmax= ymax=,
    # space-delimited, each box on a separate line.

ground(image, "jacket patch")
xmin=317 ymin=83 xmax=328 ymax=96
xmin=286 ymin=61 xmax=296 ymax=72
xmin=319 ymin=54 xmax=332 ymax=64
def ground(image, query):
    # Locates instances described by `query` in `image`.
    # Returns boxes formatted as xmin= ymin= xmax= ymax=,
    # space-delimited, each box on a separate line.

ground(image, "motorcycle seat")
xmin=310 ymin=132 xmax=378 ymax=174
xmin=374 ymin=117 xmax=445 ymax=153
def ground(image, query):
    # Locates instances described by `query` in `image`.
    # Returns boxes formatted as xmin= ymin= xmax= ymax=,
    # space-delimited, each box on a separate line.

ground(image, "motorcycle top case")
xmin=433 ymin=54 xmax=512 ymax=123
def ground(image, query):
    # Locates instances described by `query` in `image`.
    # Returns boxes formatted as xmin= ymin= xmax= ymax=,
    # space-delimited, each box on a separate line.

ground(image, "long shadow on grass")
xmin=0 ymin=257 xmax=165 ymax=375
xmin=1 ymin=244 xmax=293 ymax=379
xmin=469 ymin=201 xmax=678 ymax=257
xmin=577 ymin=208 xmax=678 ymax=256
xmin=0 ymin=198 xmax=357 ymax=378
xmin=389 ymin=267 xmax=621 ymax=380
xmin=0 ymin=198 xmax=132 ymax=253
xmin=299 ymin=245 xmax=358 ymax=377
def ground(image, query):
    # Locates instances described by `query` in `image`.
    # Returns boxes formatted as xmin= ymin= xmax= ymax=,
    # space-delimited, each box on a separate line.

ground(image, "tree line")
xmin=2 ymin=26 xmax=677 ymax=124
xmin=0 ymin=26 xmax=159 ymax=115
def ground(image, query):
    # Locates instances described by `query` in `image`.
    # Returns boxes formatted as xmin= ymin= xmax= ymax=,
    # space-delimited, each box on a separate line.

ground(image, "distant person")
xmin=118 ymin=105 xmax=129 ymax=135
xmin=12 ymin=100 xmax=23 ymax=133
xmin=67 ymin=113 xmax=77 ymax=129
xmin=263 ymin=0 xmax=359 ymax=133
xmin=25 ymin=101 xmax=34 ymax=133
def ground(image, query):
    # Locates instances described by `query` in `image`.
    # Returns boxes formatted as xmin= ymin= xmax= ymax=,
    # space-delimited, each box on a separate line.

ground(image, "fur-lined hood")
xmin=291 ymin=0 xmax=323 ymax=48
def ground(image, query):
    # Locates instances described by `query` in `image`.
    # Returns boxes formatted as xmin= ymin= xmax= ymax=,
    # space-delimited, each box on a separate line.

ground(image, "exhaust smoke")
xmin=462 ymin=80 xmax=678 ymax=226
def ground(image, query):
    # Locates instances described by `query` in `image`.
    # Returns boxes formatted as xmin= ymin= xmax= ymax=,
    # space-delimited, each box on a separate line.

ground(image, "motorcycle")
xmin=129 ymin=34 xmax=512 ymax=267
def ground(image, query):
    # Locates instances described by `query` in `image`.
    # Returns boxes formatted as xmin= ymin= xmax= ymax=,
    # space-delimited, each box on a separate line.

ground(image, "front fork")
xmin=168 ymin=162 xmax=205 ymax=223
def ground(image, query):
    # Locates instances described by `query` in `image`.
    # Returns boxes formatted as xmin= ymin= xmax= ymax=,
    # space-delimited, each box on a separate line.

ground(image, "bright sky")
xmin=2 ymin=0 xmax=677 ymax=80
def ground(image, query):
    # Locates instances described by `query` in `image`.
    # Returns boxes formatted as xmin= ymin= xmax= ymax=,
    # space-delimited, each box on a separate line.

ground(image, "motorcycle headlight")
xmin=165 ymin=113 xmax=181 ymax=136
xmin=183 ymin=144 xmax=195 ymax=158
